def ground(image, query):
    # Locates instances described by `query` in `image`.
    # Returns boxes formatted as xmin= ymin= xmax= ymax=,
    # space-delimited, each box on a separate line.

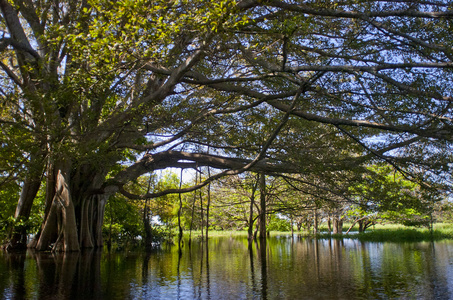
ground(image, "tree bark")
xmin=313 ymin=208 xmax=319 ymax=235
xmin=259 ymin=173 xmax=266 ymax=239
xmin=332 ymin=216 xmax=343 ymax=234
xmin=93 ymin=195 xmax=107 ymax=247
xmin=205 ymin=166 xmax=211 ymax=241
xmin=178 ymin=170 xmax=183 ymax=247
xmin=35 ymin=160 xmax=79 ymax=251
xmin=200 ymin=181 xmax=204 ymax=240
xmin=79 ymin=197 xmax=94 ymax=248
xmin=28 ymin=158 xmax=109 ymax=252
xmin=358 ymin=220 xmax=365 ymax=233
xmin=327 ymin=215 xmax=332 ymax=234
xmin=7 ymin=174 xmax=42 ymax=251
xmin=248 ymin=187 xmax=256 ymax=242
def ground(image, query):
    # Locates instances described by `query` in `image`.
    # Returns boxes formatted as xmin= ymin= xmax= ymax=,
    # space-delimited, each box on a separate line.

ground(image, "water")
xmin=1 ymin=235 xmax=453 ymax=299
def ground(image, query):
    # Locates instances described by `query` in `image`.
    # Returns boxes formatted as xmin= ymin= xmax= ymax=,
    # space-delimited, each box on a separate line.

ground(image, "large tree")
xmin=1 ymin=0 xmax=452 ymax=251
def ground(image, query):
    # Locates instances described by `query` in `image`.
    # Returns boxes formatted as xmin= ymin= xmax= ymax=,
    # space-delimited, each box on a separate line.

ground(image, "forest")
xmin=1 ymin=0 xmax=453 ymax=251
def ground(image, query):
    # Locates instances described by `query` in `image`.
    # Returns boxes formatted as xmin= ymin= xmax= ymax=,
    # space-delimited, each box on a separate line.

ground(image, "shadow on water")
xmin=0 ymin=249 xmax=103 ymax=299
xmin=1 ymin=235 xmax=453 ymax=299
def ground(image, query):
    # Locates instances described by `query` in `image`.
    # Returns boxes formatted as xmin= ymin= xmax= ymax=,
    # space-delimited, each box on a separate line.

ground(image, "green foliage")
xmin=267 ymin=215 xmax=291 ymax=232
xmin=152 ymin=172 xmax=180 ymax=224
xmin=0 ymin=181 xmax=20 ymax=243
xmin=434 ymin=201 xmax=453 ymax=223
xmin=347 ymin=164 xmax=433 ymax=227
xmin=103 ymin=171 xmax=181 ymax=247
xmin=103 ymin=195 xmax=144 ymax=245
xmin=381 ymin=209 xmax=430 ymax=227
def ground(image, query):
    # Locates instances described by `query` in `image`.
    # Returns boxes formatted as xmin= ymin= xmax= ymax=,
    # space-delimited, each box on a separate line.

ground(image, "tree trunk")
xmin=178 ymin=170 xmax=183 ymax=247
xmin=338 ymin=218 xmax=343 ymax=234
xmin=206 ymin=166 xmax=211 ymax=241
xmin=332 ymin=216 xmax=343 ymax=234
xmin=31 ymin=160 xmax=108 ymax=252
xmin=79 ymin=196 xmax=94 ymax=248
xmin=327 ymin=215 xmax=332 ymax=233
xmin=259 ymin=173 xmax=266 ymax=239
xmin=35 ymin=160 xmax=79 ymax=251
xmin=296 ymin=221 xmax=302 ymax=231
xmin=358 ymin=220 xmax=365 ymax=233
xmin=93 ymin=195 xmax=107 ymax=247
xmin=27 ymin=162 xmax=57 ymax=249
xmin=189 ymin=169 xmax=198 ymax=244
xmin=200 ymin=182 xmax=204 ymax=240
xmin=290 ymin=215 xmax=294 ymax=236
xmin=7 ymin=174 xmax=42 ymax=251
xmin=313 ymin=209 xmax=319 ymax=235
xmin=248 ymin=192 xmax=255 ymax=242
xmin=248 ymin=176 xmax=258 ymax=242
xmin=358 ymin=219 xmax=374 ymax=233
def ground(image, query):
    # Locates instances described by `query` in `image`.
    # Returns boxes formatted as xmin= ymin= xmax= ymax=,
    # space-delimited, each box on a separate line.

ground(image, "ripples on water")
xmin=1 ymin=235 xmax=453 ymax=299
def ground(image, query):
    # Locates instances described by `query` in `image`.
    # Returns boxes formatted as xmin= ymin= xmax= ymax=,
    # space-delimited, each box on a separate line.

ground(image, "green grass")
xmin=181 ymin=230 xmax=297 ymax=239
xmin=316 ymin=223 xmax=453 ymax=242
xmin=182 ymin=230 xmax=249 ymax=238
xmin=179 ymin=223 xmax=453 ymax=242
xmin=354 ymin=228 xmax=444 ymax=242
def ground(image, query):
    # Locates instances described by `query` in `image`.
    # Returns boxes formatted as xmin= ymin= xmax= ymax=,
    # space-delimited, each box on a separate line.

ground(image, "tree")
xmin=207 ymin=174 xmax=256 ymax=231
xmin=347 ymin=164 xmax=433 ymax=231
xmin=1 ymin=0 xmax=452 ymax=251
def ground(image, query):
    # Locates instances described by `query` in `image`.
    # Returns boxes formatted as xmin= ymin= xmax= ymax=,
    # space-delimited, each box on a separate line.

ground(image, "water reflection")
xmin=1 ymin=236 xmax=453 ymax=299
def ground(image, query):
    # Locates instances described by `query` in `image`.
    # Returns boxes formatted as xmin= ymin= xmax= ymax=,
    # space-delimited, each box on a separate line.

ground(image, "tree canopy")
xmin=1 ymin=0 xmax=452 ymax=251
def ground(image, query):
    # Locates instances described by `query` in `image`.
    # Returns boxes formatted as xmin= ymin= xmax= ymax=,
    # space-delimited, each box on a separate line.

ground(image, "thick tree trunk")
xmin=79 ymin=197 xmax=94 ymax=248
xmin=6 ymin=174 xmax=42 ymax=251
xmin=93 ymin=194 xmax=107 ymax=247
xmin=358 ymin=220 xmax=365 ymax=233
xmin=332 ymin=216 xmax=343 ymax=234
xmin=35 ymin=160 xmax=79 ymax=251
xmin=27 ymin=163 xmax=57 ymax=249
xmin=78 ymin=194 xmax=107 ymax=248
xmin=29 ymin=158 xmax=108 ymax=252
xmin=358 ymin=219 xmax=374 ymax=233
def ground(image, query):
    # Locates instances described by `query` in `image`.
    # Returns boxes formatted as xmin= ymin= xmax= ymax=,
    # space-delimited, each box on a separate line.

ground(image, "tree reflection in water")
xmin=1 ymin=236 xmax=453 ymax=299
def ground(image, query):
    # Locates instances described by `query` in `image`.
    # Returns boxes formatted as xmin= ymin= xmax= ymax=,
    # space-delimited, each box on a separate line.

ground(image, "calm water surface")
xmin=1 ymin=235 xmax=453 ymax=299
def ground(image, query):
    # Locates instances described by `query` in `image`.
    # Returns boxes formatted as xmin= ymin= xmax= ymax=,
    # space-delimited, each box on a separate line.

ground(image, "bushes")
xmin=267 ymin=215 xmax=291 ymax=232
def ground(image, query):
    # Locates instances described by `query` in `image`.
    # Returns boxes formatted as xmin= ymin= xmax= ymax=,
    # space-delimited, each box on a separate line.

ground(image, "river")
xmin=1 ymin=235 xmax=452 ymax=299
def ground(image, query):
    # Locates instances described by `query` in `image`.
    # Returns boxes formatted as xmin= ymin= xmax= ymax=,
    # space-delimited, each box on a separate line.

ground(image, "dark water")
xmin=1 ymin=235 xmax=453 ymax=299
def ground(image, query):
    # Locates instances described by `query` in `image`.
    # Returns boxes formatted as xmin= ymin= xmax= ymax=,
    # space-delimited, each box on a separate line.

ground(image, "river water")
xmin=1 ymin=235 xmax=453 ymax=299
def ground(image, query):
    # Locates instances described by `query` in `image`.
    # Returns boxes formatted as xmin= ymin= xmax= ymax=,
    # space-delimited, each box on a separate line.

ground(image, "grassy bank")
xmin=316 ymin=223 xmax=453 ymax=242
xmin=186 ymin=223 xmax=453 ymax=242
